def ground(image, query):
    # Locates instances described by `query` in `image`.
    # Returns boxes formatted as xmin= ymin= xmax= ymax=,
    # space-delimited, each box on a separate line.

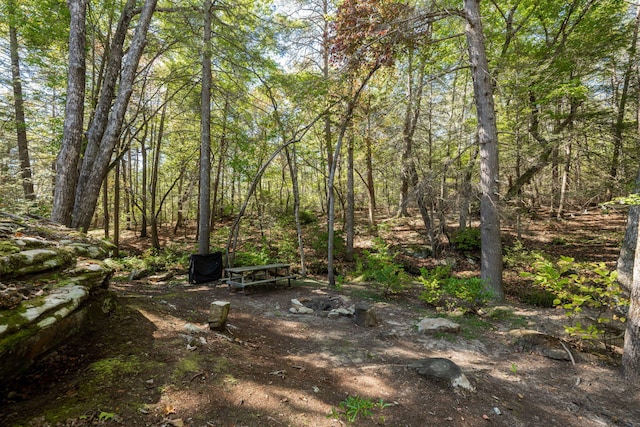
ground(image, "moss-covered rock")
xmin=0 ymin=212 xmax=114 ymax=384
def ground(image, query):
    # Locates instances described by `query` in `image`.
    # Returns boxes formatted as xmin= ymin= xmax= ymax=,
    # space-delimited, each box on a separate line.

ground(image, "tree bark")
xmin=114 ymin=159 xmax=120 ymax=257
xmin=286 ymin=146 xmax=307 ymax=277
xmin=327 ymin=66 xmax=379 ymax=286
xmin=102 ymin=174 xmax=109 ymax=238
xmin=609 ymin=3 xmax=640 ymax=201
xmin=8 ymin=4 xmax=35 ymax=201
xmin=78 ymin=0 xmax=137 ymax=193
xmin=622 ymin=203 xmax=640 ymax=381
xmin=150 ymin=104 xmax=167 ymax=251
xmin=198 ymin=0 xmax=212 ymax=255
xmin=464 ymin=0 xmax=503 ymax=300
xmin=51 ymin=0 xmax=87 ymax=226
xmin=397 ymin=51 xmax=426 ymax=218
xmin=617 ymin=171 xmax=640 ymax=292
xmin=71 ymin=0 xmax=158 ymax=231
xmin=345 ymin=132 xmax=355 ymax=262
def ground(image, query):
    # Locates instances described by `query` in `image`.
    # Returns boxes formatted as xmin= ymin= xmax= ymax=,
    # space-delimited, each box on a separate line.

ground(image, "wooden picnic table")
xmin=225 ymin=263 xmax=293 ymax=291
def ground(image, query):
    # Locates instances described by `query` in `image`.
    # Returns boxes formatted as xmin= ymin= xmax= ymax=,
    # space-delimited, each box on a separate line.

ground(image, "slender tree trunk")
xmin=609 ymin=3 xmax=640 ymax=201
xmin=198 ymin=0 xmax=212 ymax=255
xmin=345 ymin=132 xmax=355 ymax=262
xmin=464 ymin=0 xmax=503 ymax=299
xmin=114 ymin=159 xmax=120 ymax=257
xmin=364 ymin=107 xmax=376 ymax=226
xmin=557 ymin=142 xmax=571 ymax=219
xmin=459 ymin=146 xmax=479 ymax=230
xmin=150 ymin=104 xmax=167 ymax=251
xmin=286 ymin=146 xmax=306 ymax=276
xmin=51 ymin=0 xmax=87 ymax=225
xmin=123 ymin=153 xmax=133 ymax=230
xmin=140 ymin=130 xmax=148 ymax=238
xmin=102 ymin=173 xmax=109 ymax=238
xmin=212 ymin=96 xmax=229 ymax=226
xmin=8 ymin=7 xmax=35 ymax=201
xmin=328 ymin=67 xmax=379 ymax=286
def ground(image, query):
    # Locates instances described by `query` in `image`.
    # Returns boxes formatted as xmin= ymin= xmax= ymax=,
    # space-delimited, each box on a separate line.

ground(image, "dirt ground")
xmin=1 ymin=210 xmax=640 ymax=426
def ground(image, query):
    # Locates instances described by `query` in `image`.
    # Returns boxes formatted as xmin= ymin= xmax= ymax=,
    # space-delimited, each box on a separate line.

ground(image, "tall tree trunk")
xmin=114 ymin=159 xmax=120 ymax=257
xmin=123 ymin=153 xmax=133 ymax=230
xmin=557 ymin=142 xmax=571 ymax=219
xmin=328 ymin=66 xmax=379 ymax=286
xmin=8 ymin=5 xmax=35 ymax=201
xmin=464 ymin=0 xmax=503 ymax=300
xmin=71 ymin=0 xmax=158 ymax=231
xmin=609 ymin=3 xmax=640 ymax=201
xmin=459 ymin=145 xmax=479 ymax=230
xmin=102 ymin=173 xmax=109 ymax=238
xmin=212 ymin=96 xmax=229 ymax=226
xmin=345 ymin=132 xmax=354 ymax=262
xmin=51 ymin=0 xmax=87 ymax=226
xmin=397 ymin=51 xmax=426 ymax=218
xmin=617 ymin=171 xmax=640 ymax=292
xmin=198 ymin=0 xmax=212 ymax=255
xmin=286 ymin=146 xmax=306 ymax=277
xmin=78 ymin=0 xmax=136 ymax=195
xmin=364 ymin=102 xmax=376 ymax=226
xmin=322 ymin=0 xmax=333 ymax=213
xmin=140 ymin=129 xmax=148 ymax=238
xmin=150 ymin=104 xmax=167 ymax=251
xmin=622 ymin=207 xmax=640 ymax=382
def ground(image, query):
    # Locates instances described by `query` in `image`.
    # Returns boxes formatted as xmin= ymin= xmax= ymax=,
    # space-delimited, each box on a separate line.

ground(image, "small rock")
xmin=297 ymin=306 xmax=314 ymax=314
xmin=410 ymin=357 xmax=475 ymax=391
xmin=184 ymin=323 xmax=206 ymax=333
xmin=417 ymin=317 xmax=461 ymax=334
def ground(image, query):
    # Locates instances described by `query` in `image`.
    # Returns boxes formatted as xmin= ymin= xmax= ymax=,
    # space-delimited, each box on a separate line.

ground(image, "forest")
xmin=1 ymin=0 xmax=640 ymax=425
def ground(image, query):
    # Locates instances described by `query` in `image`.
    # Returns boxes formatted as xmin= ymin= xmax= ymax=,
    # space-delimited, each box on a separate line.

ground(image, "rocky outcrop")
xmin=0 ymin=212 xmax=114 ymax=383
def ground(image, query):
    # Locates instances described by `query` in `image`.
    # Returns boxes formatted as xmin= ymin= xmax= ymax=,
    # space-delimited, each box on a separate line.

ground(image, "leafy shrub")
xmin=233 ymin=242 xmax=272 ymax=266
xmin=418 ymin=265 xmax=492 ymax=310
xmin=521 ymin=256 xmax=628 ymax=340
xmin=503 ymin=240 xmax=545 ymax=268
xmin=451 ymin=227 xmax=481 ymax=252
xmin=299 ymin=209 xmax=318 ymax=225
xmin=355 ymin=237 xmax=409 ymax=295
xmin=310 ymin=227 xmax=345 ymax=259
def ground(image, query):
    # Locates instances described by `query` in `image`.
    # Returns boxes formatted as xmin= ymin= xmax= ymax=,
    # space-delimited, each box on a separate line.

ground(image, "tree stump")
xmin=209 ymin=301 xmax=230 ymax=330
xmin=355 ymin=304 xmax=378 ymax=327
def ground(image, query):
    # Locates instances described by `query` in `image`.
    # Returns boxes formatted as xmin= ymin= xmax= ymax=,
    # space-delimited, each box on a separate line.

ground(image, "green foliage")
xmin=451 ymin=228 xmax=481 ymax=252
xmin=503 ymin=241 xmax=546 ymax=268
xmin=330 ymin=395 xmax=391 ymax=423
xmin=521 ymin=256 xmax=628 ymax=340
xmin=105 ymin=244 xmax=190 ymax=274
xmin=310 ymin=227 xmax=345 ymax=259
xmin=299 ymin=209 xmax=318 ymax=225
xmin=233 ymin=241 xmax=272 ymax=266
xmin=355 ymin=237 xmax=409 ymax=295
xmin=418 ymin=266 xmax=492 ymax=310
xmin=98 ymin=411 xmax=117 ymax=422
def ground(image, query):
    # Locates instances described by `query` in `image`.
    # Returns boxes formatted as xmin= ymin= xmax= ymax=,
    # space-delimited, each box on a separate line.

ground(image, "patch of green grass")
xmin=330 ymin=395 xmax=392 ymax=423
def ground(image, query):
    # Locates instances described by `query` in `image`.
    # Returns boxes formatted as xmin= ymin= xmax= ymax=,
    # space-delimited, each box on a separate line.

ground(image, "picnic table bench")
xmin=225 ymin=263 xmax=293 ymax=291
